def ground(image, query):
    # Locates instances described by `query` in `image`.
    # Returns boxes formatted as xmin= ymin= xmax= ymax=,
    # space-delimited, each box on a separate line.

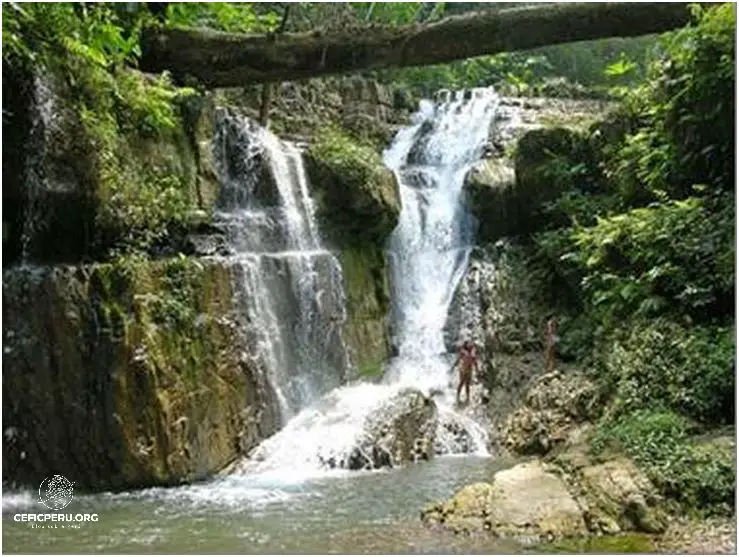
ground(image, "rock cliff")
xmin=2 ymin=259 xmax=280 ymax=490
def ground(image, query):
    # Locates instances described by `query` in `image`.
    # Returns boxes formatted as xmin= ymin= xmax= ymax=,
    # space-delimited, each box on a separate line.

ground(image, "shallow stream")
xmin=3 ymin=456 xmax=525 ymax=554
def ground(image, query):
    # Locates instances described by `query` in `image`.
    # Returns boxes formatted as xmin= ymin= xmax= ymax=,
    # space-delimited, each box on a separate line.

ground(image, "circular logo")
xmin=38 ymin=475 xmax=74 ymax=510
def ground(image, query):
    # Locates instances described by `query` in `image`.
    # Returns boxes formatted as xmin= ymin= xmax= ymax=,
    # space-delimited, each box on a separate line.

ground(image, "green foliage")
xmin=349 ymin=3 xmax=430 ymax=25
xmin=2 ymin=3 xmax=141 ymax=69
xmin=591 ymin=410 xmax=735 ymax=515
xmin=148 ymin=255 xmax=204 ymax=329
xmin=601 ymin=320 xmax=734 ymax=425
xmin=604 ymin=4 xmax=735 ymax=203
xmin=4 ymin=3 xmax=202 ymax=257
xmin=573 ymin=197 xmax=734 ymax=325
xmin=524 ymin=4 xmax=734 ymax=359
xmin=536 ymin=533 xmax=656 ymax=554
xmin=604 ymin=54 xmax=638 ymax=80
xmin=656 ymin=3 xmax=735 ymax=197
xmin=165 ymin=3 xmax=281 ymax=33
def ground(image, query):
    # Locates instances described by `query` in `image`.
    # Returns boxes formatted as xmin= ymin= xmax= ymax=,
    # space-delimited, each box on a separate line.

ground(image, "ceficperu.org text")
xmin=14 ymin=513 xmax=99 ymax=522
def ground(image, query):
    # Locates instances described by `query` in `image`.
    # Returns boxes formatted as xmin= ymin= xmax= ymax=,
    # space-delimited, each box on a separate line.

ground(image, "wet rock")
xmin=212 ymin=108 xmax=281 ymax=209
xmin=2 ymin=259 xmax=280 ymax=491
xmin=422 ymin=460 xmax=587 ymax=539
xmin=305 ymin=130 xmax=400 ymax=248
xmin=346 ymin=388 xmax=437 ymax=470
xmin=184 ymin=233 xmax=231 ymax=257
xmin=434 ymin=418 xmax=475 ymax=455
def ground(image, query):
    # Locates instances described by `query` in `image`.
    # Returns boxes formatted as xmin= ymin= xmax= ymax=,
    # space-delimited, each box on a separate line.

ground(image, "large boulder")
xmin=422 ymin=460 xmax=588 ymax=539
xmin=343 ymin=388 xmax=437 ymax=470
xmin=305 ymin=128 xmax=400 ymax=248
xmin=554 ymin=452 xmax=669 ymax=535
xmin=2 ymin=258 xmax=281 ymax=491
xmin=501 ymin=369 xmax=602 ymax=456
xmin=463 ymin=97 xmax=611 ymax=244
xmin=580 ymin=459 xmax=668 ymax=534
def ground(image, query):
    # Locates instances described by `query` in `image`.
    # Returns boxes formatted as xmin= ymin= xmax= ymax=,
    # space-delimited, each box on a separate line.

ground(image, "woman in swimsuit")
xmin=454 ymin=340 xmax=478 ymax=404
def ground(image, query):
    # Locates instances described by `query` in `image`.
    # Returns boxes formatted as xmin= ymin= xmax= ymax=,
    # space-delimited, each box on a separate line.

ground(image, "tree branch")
xmin=139 ymin=3 xmax=694 ymax=88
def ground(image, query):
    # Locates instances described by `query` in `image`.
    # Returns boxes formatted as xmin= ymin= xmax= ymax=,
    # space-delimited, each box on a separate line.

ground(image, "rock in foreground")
xmin=556 ymin=453 xmax=669 ymax=535
xmin=422 ymin=452 xmax=671 ymax=542
xmin=421 ymin=460 xmax=587 ymax=539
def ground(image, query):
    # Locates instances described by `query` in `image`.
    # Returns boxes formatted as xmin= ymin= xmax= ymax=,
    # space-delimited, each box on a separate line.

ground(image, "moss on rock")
xmin=305 ymin=127 xmax=400 ymax=248
xmin=535 ymin=533 xmax=657 ymax=554
xmin=339 ymin=247 xmax=392 ymax=380
xmin=2 ymin=256 xmax=279 ymax=491
xmin=2 ymin=65 xmax=213 ymax=265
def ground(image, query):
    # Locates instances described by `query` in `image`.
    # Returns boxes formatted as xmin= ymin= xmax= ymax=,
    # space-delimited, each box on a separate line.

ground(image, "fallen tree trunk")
xmin=140 ymin=3 xmax=693 ymax=88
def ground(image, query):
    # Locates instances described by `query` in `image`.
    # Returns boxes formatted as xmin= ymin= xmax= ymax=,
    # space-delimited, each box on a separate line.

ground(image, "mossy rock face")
xmin=214 ymin=76 xmax=409 ymax=151
xmin=2 ymin=66 xmax=209 ymax=265
xmin=2 ymin=257 xmax=280 ymax=491
xmin=339 ymin=247 xmax=392 ymax=380
xmin=2 ymin=68 xmax=99 ymax=263
xmin=305 ymin=128 xmax=400 ymax=248
xmin=535 ymin=533 xmax=657 ymax=554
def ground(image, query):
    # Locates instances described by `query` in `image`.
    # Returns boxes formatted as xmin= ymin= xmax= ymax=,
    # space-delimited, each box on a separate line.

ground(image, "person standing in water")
xmin=453 ymin=340 xmax=478 ymax=405
xmin=545 ymin=315 xmax=559 ymax=372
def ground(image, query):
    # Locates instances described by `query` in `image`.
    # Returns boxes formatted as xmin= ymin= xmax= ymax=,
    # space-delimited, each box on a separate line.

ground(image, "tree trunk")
xmin=259 ymin=82 xmax=274 ymax=127
xmin=139 ymin=3 xmax=693 ymax=88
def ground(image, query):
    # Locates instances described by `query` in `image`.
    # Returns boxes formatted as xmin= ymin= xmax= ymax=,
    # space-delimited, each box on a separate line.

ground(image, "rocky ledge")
xmin=421 ymin=451 xmax=668 ymax=543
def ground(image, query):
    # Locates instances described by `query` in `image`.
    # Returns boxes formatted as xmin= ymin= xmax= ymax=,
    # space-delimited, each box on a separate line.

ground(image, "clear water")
xmin=2 ymin=456 xmax=522 ymax=554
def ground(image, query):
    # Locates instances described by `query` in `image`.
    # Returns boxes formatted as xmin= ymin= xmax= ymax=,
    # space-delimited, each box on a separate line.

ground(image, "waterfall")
xmin=20 ymin=75 xmax=55 ymax=263
xmin=225 ymin=89 xmax=500 ymax=479
xmin=212 ymin=110 xmax=349 ymax=421
xmin=382 ymin=88 xmax=500 ymax=453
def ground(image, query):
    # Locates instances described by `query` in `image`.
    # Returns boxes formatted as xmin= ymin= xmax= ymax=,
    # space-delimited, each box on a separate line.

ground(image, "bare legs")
xmin=457 ymin=368 xmax=471 ymax=404
xmin=545 ymin=345 xmax=556 ymax=373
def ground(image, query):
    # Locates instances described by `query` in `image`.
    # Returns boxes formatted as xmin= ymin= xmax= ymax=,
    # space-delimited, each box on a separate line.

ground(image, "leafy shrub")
xmin=573 ymin=196 xmax=734 ymax=326
xmin=591 ymin=410 xmax=735 ymax=515
xmin=601 ymin=319 xmax=734 ymax=425
xmin=165 ymin=3 xmax=281 ymax=33
xmin=602 ymin=4 xmax=735 ymax=204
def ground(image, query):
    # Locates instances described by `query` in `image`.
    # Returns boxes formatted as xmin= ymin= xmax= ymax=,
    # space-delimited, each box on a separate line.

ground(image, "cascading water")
xmin=227 ymin=89 xmax=501 ymax=479
xmin=383 ymin=88 xmax=500 ymax=454
xmin=20 ymin=75 xmax=55 ymax=263
xmin=212 ymin=110 xmax=349 ymax=421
